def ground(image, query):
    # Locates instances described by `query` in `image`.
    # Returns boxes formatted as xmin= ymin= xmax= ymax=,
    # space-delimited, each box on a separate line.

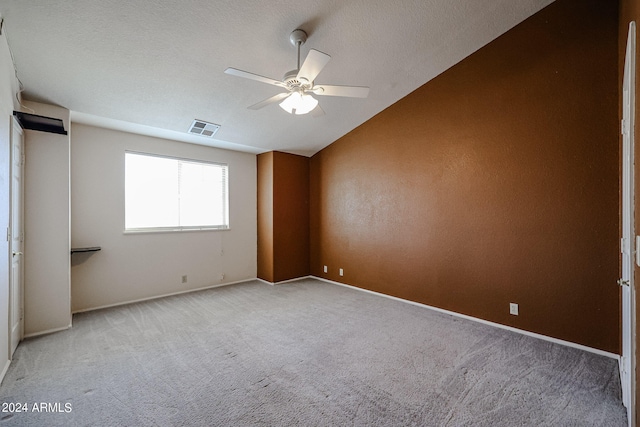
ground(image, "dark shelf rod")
xmin=71 ymin=247 xmax=101 ymax=254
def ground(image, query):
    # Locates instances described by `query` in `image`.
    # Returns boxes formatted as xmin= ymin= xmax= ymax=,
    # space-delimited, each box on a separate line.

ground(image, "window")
xmin=125 ymin=152 xmax=228 ymax=232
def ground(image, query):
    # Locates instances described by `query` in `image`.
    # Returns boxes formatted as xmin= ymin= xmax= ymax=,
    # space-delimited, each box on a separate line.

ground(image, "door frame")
xmin=8 ymin=115 xmax=23 ymax=358
xmin=621 ymin=21 xmax=636 ymax=425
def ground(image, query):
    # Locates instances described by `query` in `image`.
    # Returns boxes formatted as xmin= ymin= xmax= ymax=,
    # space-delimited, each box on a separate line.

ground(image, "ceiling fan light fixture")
xmin=279 ymin=91 xmax=318 ymax=115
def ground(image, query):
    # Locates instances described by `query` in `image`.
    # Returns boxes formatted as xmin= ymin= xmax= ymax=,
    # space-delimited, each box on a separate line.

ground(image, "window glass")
xmin=125 ymin=152 xmax=228 ymax=231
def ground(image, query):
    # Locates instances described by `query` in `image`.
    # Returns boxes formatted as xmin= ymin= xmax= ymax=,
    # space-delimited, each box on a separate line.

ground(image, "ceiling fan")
xmin=224 ymin=29 xmax=369 ymax=116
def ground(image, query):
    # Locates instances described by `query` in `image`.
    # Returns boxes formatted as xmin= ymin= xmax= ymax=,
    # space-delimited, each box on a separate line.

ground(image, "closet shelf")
xmin=71 ymin=247 xmax=101 ymax=254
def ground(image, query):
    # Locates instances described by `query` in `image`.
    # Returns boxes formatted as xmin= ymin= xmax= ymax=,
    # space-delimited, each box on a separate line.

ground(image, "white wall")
xmin=71 ymin=124 xmax=257 ymax=312
xmin=22 ymin=100 xmax=71 ymax=336
xmin=0 ymin=23 xmax=21 ymax=380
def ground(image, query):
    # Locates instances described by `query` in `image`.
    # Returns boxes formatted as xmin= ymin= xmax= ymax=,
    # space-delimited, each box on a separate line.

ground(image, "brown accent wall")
xmin=258 ymin=151 xmax=310 ymax=283
xmin=257 ymin=152 xmax=274 ymax=282
xmin=310 ymin=0 xmax=620 ymax=353
xmin=620 ymin=0 xmax=640 ymax=423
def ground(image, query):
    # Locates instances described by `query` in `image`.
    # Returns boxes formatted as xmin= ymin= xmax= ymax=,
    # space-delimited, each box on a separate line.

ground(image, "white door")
xmin=9 ymin=117 xmax=24 ymax=358
xmin=621 ymin=21 xmax=636 ymax=423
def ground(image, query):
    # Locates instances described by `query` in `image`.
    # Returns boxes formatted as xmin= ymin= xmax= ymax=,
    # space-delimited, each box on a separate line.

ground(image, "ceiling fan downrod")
xmin=289 ymin=29 xmax=307 ymax=71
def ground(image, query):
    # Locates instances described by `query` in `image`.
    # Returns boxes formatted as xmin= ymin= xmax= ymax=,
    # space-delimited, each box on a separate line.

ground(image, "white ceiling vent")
xmin=189 ymin=120 xmax=220 ymax=137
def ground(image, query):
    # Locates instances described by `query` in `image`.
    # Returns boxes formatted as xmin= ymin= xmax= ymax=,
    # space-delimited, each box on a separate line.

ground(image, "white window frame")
xmin=124 ymin=151 xmax=229 ymax=233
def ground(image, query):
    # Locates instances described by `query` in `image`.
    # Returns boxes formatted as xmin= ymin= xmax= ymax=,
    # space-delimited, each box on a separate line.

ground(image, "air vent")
xmin=188 ymin=120 xmax=220 ymax=137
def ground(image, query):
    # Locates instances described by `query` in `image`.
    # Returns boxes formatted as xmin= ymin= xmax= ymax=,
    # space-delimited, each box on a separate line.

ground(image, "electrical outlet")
xmin=323 ymin=265 xmax=328 ymax=273
xmin=339 ymin=268 xmax=343 ymax=276
xmin=509 ymin=303 xmax=519 ymax=316
xmin=181 ymin=275 xmax=188 ymax=284
xmin=220 ymin=273 xmax=225 ymax=281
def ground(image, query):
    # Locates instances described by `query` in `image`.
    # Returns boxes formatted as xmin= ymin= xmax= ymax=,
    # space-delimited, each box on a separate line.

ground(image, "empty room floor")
xmin=0 ymin=279 xmax=627 ymax=426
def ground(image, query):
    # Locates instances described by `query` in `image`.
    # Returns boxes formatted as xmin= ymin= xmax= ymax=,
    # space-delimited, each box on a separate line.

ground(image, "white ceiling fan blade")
xmin=248 ymin=92 xmax=290 ymax=110
xmin=313 ymin=85 xmax=370 ymax=98
xmin=311 ymin=104 xmax=325 ymax=118
xmin=224 ymin=68 xmax=284 ymax=87
xmin=297 ymin=49 xmax=331 ymax=83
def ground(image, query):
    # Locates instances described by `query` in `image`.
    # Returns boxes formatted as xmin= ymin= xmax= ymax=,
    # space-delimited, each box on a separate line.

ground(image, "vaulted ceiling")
xmin=1 ymin=0 xmax=554 ymax=156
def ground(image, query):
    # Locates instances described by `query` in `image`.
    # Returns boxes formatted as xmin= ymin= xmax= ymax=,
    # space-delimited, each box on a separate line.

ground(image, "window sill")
xmin=124 ymin=227 xmax=230 ymax=235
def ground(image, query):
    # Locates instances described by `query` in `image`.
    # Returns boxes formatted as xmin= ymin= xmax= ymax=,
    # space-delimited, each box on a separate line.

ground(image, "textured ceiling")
xmin=0 ymin=0 xmax=554 ymax=156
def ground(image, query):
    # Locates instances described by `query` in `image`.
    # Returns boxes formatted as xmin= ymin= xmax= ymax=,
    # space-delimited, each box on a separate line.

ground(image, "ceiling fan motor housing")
xmin=283 ymin=69 xmax=311 ymax=90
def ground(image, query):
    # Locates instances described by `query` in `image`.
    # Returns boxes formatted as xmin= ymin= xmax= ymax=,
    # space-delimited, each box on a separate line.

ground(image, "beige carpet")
xmin=0 ymin=278 xmax=627 ymax=426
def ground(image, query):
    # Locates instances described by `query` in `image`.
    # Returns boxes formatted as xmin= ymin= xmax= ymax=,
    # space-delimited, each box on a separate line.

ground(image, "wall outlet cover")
xmin=509 ymin=303 xmax=519 ymax=315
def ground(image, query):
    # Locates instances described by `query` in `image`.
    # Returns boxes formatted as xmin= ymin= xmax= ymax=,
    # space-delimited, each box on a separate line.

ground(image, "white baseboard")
xmin=0 ymin=359 xmax=10 ymax=385
xmin=257 ymin=276 xmax=313 ymax=286
xmin=23 ymin=323 xmax=72 ymax=339
xmin=72 ymin=278 xmax=258 ymax=314
xmin=312 ymin=276 xmax=620 ymax=361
